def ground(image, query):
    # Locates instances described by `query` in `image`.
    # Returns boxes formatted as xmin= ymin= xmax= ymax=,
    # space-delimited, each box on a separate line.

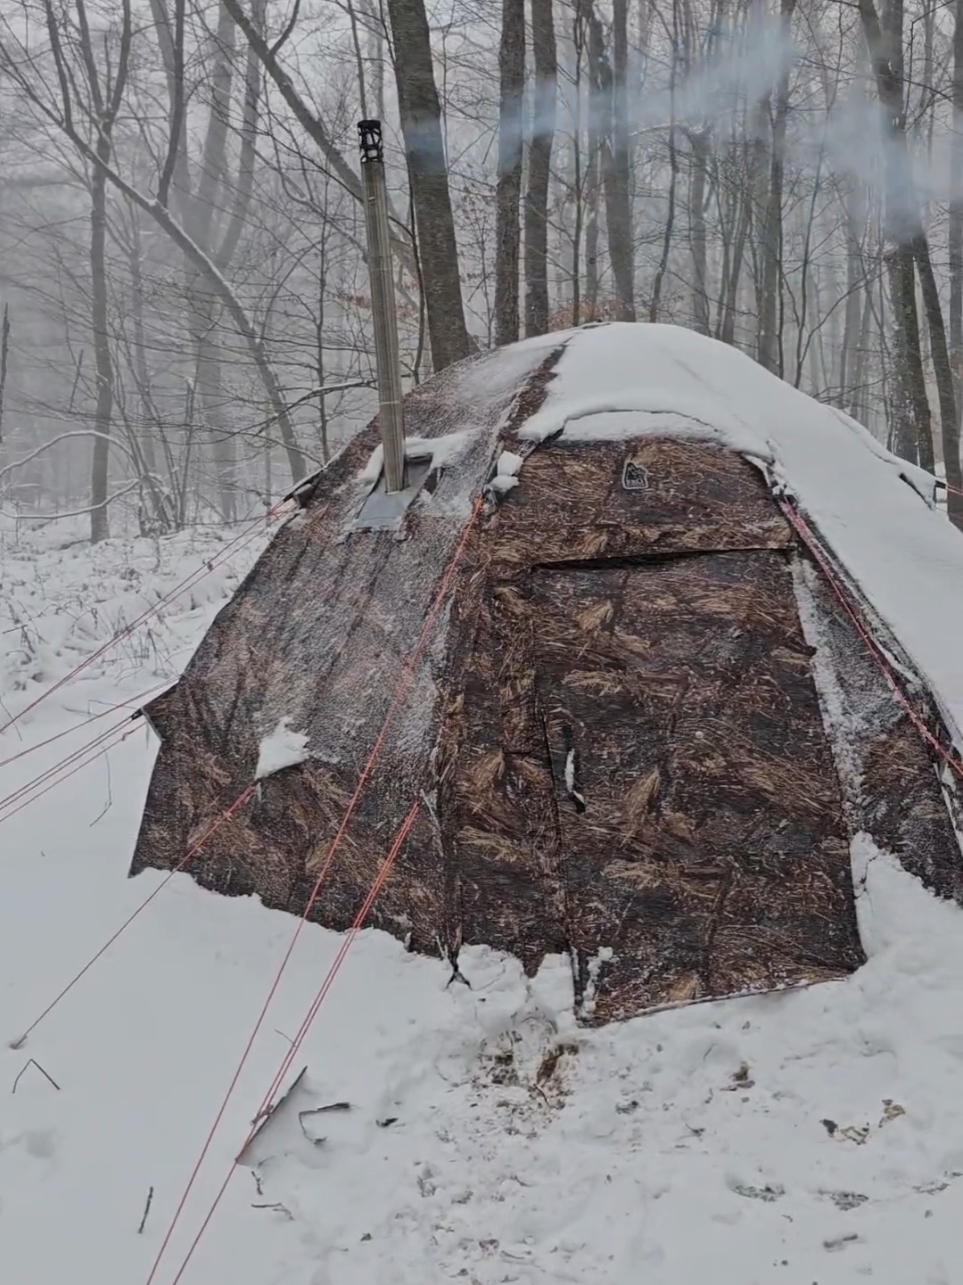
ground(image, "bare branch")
xmin=156 ymin=0 xmax=185 ymax=209
xmin=0 ymin=429 xmax=141 ymax=486
xmin=1 ymin=480 xmax=141 ymax=525
xmin=271 ymin=0 xmax=302 ymax=56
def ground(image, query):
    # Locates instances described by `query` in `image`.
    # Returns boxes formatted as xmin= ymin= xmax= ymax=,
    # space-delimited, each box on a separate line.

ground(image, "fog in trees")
xmin=1 ymin=0 xmax=963 ymax=539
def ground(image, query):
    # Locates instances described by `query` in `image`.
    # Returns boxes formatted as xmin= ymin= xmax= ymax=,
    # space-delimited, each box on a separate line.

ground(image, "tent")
xmin=131 ymin=323 xmax=963 ymax=1024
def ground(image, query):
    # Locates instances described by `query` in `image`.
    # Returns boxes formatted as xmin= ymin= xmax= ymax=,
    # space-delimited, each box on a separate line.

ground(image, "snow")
xmin=360 ymin=431 xmax=474 ymax=485
xmin=254 ymin=718 xmax=310 ymax=781
xmin=0 ymin=515 xmax=275 ymax=723
xmin=520 ymin=322 xmax=963 ymax=749
xmin=496 ymin=450 xmax=524 ymax=477
xmin=4 ymin=330 xmax=963 ymax=1284
xmin=486 ymin=450 xmax=525 ymax=496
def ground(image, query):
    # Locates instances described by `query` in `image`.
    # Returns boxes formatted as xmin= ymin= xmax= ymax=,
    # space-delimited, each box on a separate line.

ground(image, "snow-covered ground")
xmin=4 ymin=511 xmax=963 ymax=1285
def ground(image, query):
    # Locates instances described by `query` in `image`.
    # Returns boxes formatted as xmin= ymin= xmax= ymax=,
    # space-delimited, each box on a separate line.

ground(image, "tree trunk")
xmin=688 ymin=130 xmax=710 ymax=335
xmin=127 ymin=214 xmax=156 ymax=476
xmin=749 ymin=99 xmax=770 ymax=336
xmin=650 ymin=3 xmax=679 ymax=324
xmin=584 ymin=143 xmax=601 ymax=318
xmin=525 ymin=0 xmax=557 ymax=336
xmin=585 ymin=1 xmax=634 ymax=321
xmin=571 ymin=7 xmax=586 ymax=325
xmin=913 ymin=233 xmax=954 ymax=476
xmin=719 ymin=146 xmax=751 ymax=345
xmin=857 ymin=0 xmax=959 ymax=503
xmin=189 ymin=293 xmax=236 ymax=519
xmin=585 ymin=3 xmax=603 ymax=320
xmin=853 ymin=277 xmax=874 ymax=428
xmin=757 ymin=0 xmax=796 ymax=375
xmin=188 ymin=2 xmax=238 ymax=520
xmin=607 ymin=0 xmax=635 ymax=320
xmin=386 ymin=0 xmax=471 ymax=371
xmin=148 ymin=0 xmax=193 ymax=222
xmin=126 ymin=207 xmax=179 ymax=533
xmin=951 ymin=0 xmax=963 ymax=501
xmin=89 ymin=148 xmax=113 ymax=543
xmin=886 ymin=246 xmax=928 ymax=463
xmin=840 ymin=181 xmax=865 ymax=410
xmin=73 ymin=0 xmax=131 ymax=542
xmin=494 ymin=0 xmax=524 ymax=345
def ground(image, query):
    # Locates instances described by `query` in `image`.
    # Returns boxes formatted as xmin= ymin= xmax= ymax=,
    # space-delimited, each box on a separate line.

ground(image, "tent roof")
xmin=497 ymin=322 xmax=963 ymax=749
xmin=155 ymin=322 xmax=963 ymax=774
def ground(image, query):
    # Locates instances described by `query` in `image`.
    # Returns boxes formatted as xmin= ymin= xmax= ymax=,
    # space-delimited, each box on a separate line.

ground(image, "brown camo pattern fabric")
xmin=131 ymin=357 xmax=962 ymax=1023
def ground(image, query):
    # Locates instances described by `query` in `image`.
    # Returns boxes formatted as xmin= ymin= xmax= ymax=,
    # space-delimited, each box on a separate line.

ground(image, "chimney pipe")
xmin=358 ymin=119 xmax=406 ymax=493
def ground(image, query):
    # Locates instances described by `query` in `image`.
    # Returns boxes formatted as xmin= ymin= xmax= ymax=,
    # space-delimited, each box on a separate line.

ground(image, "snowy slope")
xmin=4 ymin=342 xmax=963 ymax=1284
xmin=520 ymin=322 xmax=963 ymax=749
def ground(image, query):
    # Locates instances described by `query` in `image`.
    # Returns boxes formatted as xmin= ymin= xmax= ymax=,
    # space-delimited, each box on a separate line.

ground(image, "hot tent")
xmin=131 ymin=323 xmax=963 ymax=1024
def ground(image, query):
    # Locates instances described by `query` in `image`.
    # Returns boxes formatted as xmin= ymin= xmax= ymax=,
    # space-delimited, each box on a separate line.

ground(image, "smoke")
xmin=632 ymin=11 xmax=796 ymax=133
xmin=399 ymin=11 xmax=797 ymax=172
xmin=399 ymin=6 xmax=954 ymax=234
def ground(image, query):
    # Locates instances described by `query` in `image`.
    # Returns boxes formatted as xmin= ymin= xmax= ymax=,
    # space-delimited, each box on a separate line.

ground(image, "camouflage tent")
xmin=131 ymin=326 xmax=963 ymax=1025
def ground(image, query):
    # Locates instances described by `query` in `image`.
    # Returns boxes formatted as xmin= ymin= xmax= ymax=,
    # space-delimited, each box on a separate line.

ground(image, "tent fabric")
xmin=132 ymin=324 xmax=963 ymax=1024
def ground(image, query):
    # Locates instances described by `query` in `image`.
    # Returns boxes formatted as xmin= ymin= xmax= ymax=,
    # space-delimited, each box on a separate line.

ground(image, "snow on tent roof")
xmin=522 ymin=322 xmax=963 ymax=749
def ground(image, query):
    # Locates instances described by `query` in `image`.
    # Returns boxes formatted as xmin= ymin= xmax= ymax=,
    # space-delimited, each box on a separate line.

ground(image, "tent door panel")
xmin=444 ymin=580 xmax=566 ymax=970
xmin=531 ymin=551 xmax=864 ymax=1022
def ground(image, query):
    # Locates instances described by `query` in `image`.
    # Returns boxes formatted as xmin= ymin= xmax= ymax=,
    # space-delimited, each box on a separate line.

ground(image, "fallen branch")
xmin=12 ymin=1058 xmax=61 ymax=1093
xmin=251 ymin=1202 xmax=294 ymax=1220
xmin=138 ymin=1186 xmax=154 ymax=1234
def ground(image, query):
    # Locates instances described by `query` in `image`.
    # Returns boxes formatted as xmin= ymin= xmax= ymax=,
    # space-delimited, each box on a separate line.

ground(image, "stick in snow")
xmin=12 ymin=1059 xmax=61 ymax=1093
xmin=138 ymin=1187 xmax=154 ymax=1234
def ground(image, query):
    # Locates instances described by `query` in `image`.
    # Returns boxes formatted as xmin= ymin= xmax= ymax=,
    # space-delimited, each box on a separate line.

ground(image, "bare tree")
xmin=857 ymin=0 xmax=934 ymax=467
xmin=688 ymin=126 xmax=710 ymax=335
xmin=597 ymin=0 xmax=635 ymax=321
xmin=757 ymin=0 xmax=797 ymax=376
xmin=3 ymin=0 xmax=963 ymax=545
xmin=386 ymin=0 xmax=471 ymax=370
xmin=649 ymin=0 xmax=680 ymax=324
xmin=0 ymin=0 xmax=309 ymax=504
xmin=583 ymin=0 xmax=603 ymax=319
xmin=495 ymin=0 xmax=525 ymax=345
xmin=858 ymin=0 xmax=961 ymax=522
xmin=74 ymin=0 xmax=132 ymax=541
xmin=0 ymin=304 xmax=10 ymax=443
xmin=951 ymin=0 xmax=963 ymax=443
xmin=525 ymin=0 xmax=557 ymax=336
xmin=147 ymin=0 xmax=275 ymax=520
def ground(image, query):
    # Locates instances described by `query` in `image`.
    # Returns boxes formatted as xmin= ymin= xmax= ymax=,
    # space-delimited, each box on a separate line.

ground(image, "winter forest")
xmin=0 ymin=0 xmax=962 ymax=539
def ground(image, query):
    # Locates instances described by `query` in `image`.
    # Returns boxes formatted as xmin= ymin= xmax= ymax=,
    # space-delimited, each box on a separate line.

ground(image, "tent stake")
xmin=358 ymin=119 xmax=406 ymax=494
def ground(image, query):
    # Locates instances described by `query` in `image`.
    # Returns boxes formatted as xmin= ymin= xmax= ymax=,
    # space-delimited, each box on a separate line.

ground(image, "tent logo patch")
xmin=621 ymin=459 xmax=650 ymax=491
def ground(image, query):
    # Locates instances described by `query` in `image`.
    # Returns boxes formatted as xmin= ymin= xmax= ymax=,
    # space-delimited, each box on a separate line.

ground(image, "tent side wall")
xmin=129 ymin=343 xmax=562 ymax=956
xmin=794 ymin=558 xmax=963 ymax=905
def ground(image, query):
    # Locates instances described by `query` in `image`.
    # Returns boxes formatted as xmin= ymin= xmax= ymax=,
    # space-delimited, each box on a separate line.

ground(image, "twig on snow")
xmin=251 ymin=1202 xmax=294 ymax=1220
xmin=12 ymin=1058 xmax=61 ymax=1093
xmin=138 ymin=1186 xmax=154 ymax=1234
